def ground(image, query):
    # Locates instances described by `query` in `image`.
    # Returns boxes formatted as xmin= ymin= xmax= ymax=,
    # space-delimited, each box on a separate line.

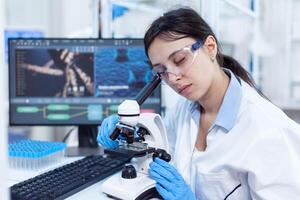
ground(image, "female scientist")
xmin=97 ymin=7 xmax=300 ymax=200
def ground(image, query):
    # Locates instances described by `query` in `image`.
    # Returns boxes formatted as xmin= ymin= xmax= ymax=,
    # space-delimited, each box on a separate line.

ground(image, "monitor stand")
xmin=66 ymin=125 xmax=103 ymax=157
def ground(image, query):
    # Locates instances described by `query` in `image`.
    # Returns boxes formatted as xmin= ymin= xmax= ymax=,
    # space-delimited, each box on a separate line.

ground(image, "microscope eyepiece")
xmin=135 ymin=74 xmax=161 ymax=105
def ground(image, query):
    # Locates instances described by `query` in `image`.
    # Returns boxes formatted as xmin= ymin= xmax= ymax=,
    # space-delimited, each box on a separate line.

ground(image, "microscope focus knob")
xmin=152 ymin=149 xmax=171 ymax=162
xmin=121 ymin=165 xmax=137 ymax=179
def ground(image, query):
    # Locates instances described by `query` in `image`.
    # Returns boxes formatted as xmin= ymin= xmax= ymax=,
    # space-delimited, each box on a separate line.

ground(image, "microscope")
xmin=101 ymin=75 xmax=171 ymax=200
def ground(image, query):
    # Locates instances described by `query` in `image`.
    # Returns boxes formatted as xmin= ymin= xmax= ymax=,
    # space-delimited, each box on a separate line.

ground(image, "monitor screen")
xmin=9 ymin=38 xmax=161 ymax=125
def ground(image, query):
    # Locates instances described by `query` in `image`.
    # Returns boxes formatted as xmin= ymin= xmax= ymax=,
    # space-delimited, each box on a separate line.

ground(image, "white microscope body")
xmin=101 ymin=99 xmax=169 ymax=200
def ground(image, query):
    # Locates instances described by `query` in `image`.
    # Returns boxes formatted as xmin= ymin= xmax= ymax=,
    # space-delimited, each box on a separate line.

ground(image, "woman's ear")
xmin=203 ymin=35 xmax=218 ymax=62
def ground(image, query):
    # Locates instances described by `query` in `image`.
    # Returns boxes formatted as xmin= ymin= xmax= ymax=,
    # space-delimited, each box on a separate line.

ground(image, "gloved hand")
xmin=149 ymin=158 xmax=196 ymax=200
xmin=97 ymin=115 xmax=119 ymax=149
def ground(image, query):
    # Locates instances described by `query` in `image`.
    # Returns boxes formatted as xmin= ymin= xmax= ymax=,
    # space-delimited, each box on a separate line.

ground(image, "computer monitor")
xmin=8 ymin=38 xmax=161 ymax=155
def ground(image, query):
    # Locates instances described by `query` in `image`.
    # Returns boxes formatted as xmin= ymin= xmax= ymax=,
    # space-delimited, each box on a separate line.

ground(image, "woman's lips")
xmin=178 ymin=84 xmax=192 ymax=95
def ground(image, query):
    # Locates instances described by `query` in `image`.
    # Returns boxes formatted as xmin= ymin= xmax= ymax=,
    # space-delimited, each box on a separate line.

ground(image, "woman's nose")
xmin=167 ymin=72 xmax=181 ymax=83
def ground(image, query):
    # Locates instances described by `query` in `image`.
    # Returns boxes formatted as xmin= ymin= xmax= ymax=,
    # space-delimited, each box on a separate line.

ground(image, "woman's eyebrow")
xmin=152 ymin=49 xmax=182 ymax=67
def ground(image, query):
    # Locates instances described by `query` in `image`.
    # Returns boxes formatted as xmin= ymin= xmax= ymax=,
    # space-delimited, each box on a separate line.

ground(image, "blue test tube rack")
xmin=9 ymin=140 xmax=67 ymax=170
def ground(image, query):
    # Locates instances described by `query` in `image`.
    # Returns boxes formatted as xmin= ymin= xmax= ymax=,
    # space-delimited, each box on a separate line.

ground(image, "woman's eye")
xmin=174 ymin=56 xmax=186 ymax=65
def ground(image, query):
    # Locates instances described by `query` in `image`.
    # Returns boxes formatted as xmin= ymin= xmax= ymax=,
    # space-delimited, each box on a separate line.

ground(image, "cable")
xmin=62 ymin=126 xmax=77 ymax=143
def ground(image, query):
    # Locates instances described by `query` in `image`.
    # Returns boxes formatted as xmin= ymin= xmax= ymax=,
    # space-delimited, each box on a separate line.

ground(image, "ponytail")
xmin=218 ymin=54 xmax=270 ymax=100
xmin=218 ymin=54 xmax=255 ymax=87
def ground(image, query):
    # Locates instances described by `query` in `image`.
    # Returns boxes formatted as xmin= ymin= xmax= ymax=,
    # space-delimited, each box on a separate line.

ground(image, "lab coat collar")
xmin=189 ymin=68 xmax=242 ymax=133
xmin=214 ymin=68 xmax=242 ymax=132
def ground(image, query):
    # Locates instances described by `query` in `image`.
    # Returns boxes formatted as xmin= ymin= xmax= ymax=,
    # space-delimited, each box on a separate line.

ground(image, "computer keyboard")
xmin=10 ymin=155 xmax=130 ymax=200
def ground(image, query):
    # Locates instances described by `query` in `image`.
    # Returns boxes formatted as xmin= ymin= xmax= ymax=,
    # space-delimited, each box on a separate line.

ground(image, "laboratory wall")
xmin=259 ymin=0 xmax=300 ymax=121
xmin=6 ymin=0 xmax=97 ymax=37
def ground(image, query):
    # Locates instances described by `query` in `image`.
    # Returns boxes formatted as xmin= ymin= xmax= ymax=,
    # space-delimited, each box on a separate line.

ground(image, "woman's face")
xmin=148 ymin=36 xmax=217 ymax=102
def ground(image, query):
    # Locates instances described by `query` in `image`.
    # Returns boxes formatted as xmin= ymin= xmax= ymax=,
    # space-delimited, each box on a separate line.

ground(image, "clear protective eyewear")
xmin=151 ymin=40 xmax=203 ymax=81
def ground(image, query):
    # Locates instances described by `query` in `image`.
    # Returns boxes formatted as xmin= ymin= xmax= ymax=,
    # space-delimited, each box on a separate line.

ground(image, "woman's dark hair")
xmin=144 ymin=7 xmax=256 ymax=88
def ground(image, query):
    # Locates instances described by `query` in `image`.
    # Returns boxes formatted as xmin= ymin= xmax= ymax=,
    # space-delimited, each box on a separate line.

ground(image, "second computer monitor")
xmin=9 ymin=38 xmax=161 ymax=125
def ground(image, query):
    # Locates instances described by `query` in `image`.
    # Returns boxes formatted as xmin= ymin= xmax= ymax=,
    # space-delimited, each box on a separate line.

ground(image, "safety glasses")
xmin=151 ymin=40 xmax=203 ymax=82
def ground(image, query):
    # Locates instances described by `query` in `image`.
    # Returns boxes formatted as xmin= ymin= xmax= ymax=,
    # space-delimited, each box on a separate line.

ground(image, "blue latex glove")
xmin=97 ymin=115 xmax=119 ymax=149
xmin=149 ymin=158 xmax=196 ymax=200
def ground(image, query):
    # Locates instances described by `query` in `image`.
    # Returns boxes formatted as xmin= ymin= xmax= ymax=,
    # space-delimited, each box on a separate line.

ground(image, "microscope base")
xmin=101 ymin=172 xmax=161 ymax=200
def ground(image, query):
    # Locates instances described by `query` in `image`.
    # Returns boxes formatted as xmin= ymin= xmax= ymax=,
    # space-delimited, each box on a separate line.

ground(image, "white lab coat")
xmin=164 ymin=80 xmax=300 ymax=200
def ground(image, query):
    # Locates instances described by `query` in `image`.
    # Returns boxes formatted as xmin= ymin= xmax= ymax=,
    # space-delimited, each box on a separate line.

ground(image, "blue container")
xmin=9 ymin=140 xmax=66 ymax=170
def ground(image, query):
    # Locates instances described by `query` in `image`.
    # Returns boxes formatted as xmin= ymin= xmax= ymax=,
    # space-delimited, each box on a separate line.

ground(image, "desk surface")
xmin=8 ymin=157 xmax=112 ymax=199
